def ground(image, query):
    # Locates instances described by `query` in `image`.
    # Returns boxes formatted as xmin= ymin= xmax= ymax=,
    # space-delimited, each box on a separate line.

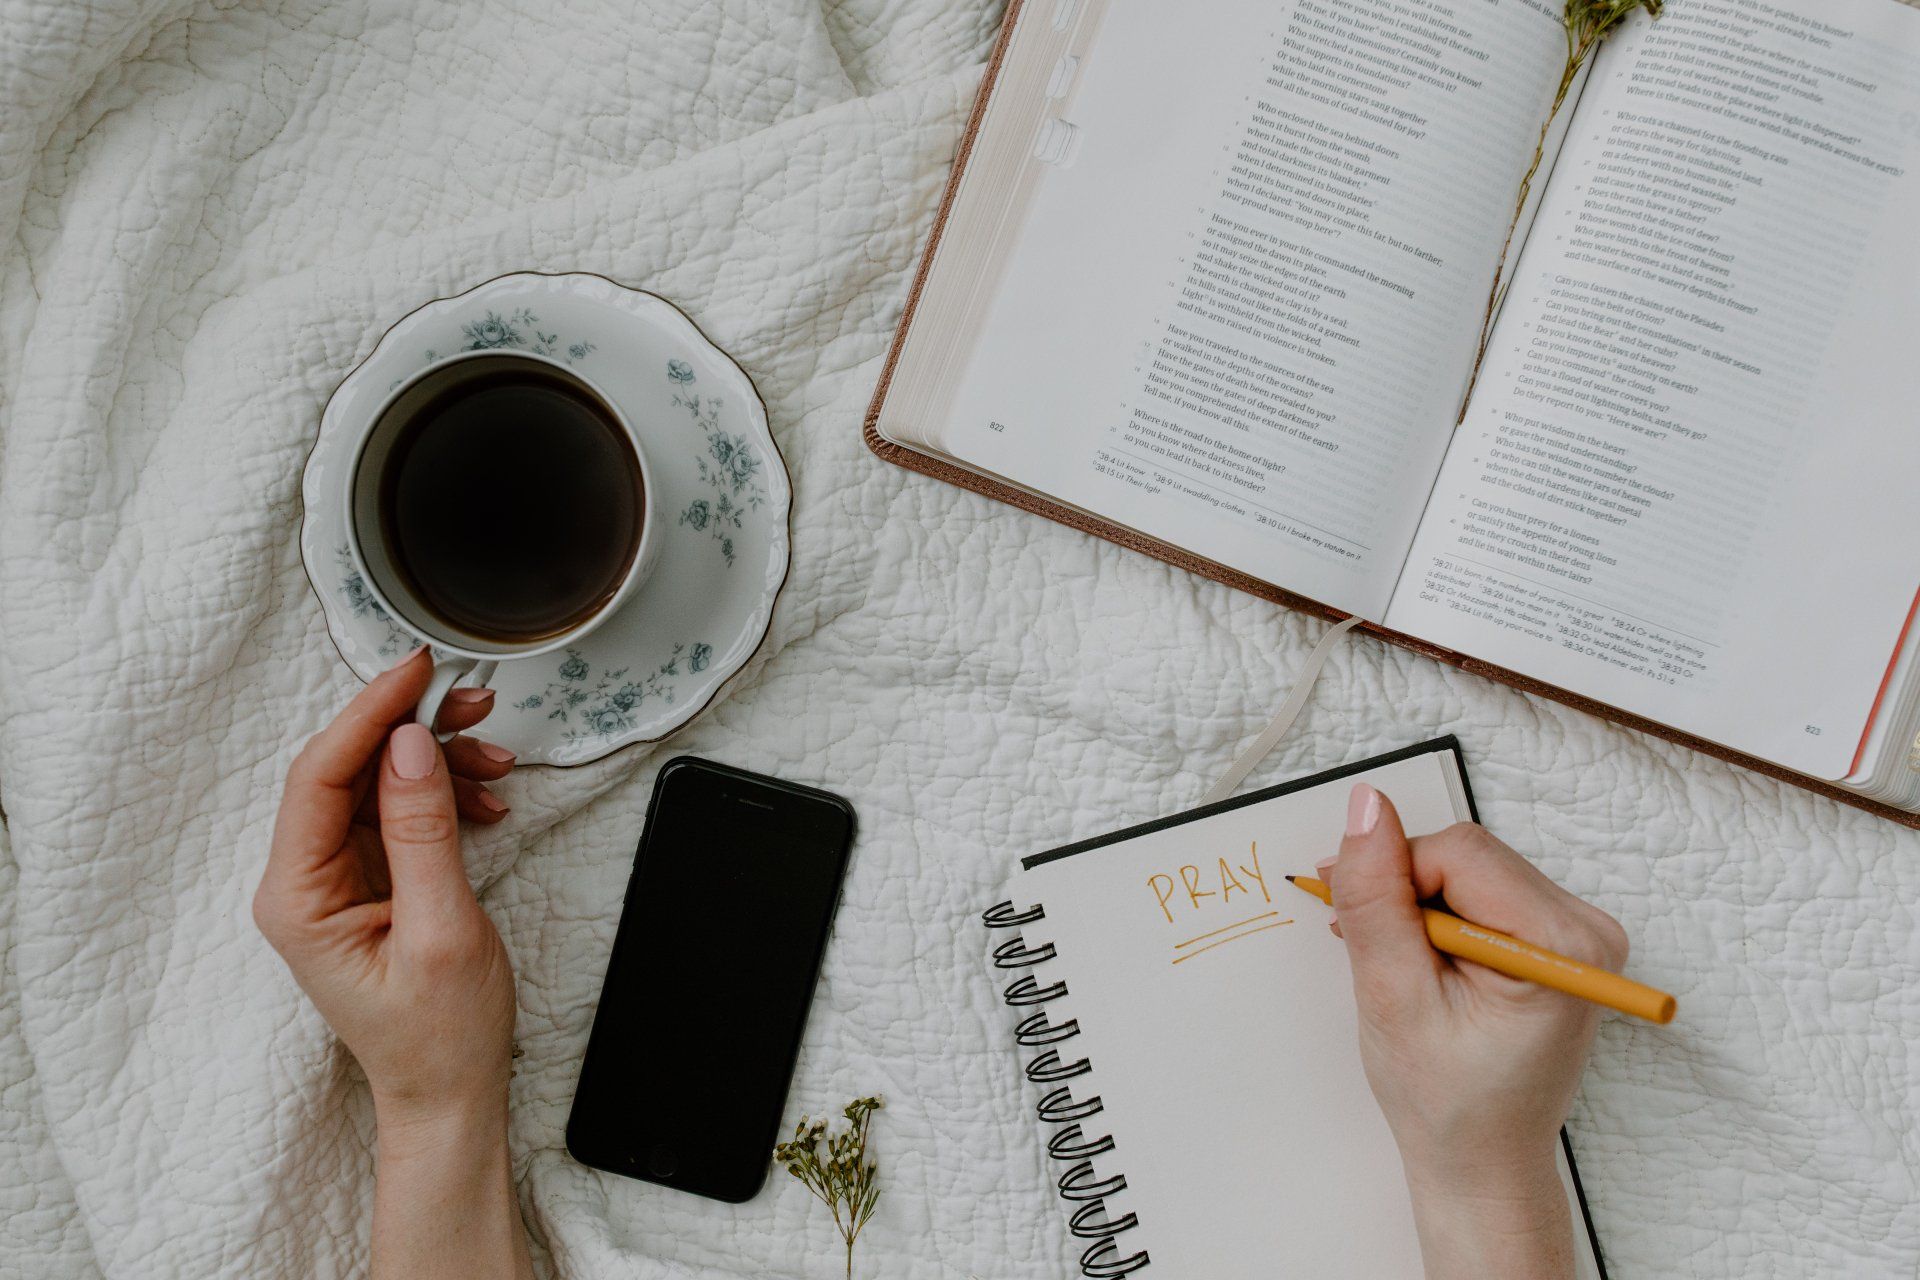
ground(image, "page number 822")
xmin=1805 ymin=724 xmax=1823 ymax=736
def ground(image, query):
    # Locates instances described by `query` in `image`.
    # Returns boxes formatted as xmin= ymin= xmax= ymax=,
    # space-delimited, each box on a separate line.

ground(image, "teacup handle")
xmin=416 ymin=654 xmax=500 ymax=742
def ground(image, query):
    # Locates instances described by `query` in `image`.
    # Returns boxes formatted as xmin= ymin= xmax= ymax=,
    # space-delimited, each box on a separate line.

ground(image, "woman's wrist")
xmin=373 ymin=1086 xmax=511 ymax=1165
xmin=1403 ymin=1152 xmax=1574 ymax=1280
xmin=371 ymin=1088 xmax=532 ymax=1280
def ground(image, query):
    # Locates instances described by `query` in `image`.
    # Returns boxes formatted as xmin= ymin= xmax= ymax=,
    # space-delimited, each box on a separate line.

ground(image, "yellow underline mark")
xmin=1174 ymin=911 xmax=1282 ymax=949
xmin=1170 ymin=919 xmax=1294 ymax=964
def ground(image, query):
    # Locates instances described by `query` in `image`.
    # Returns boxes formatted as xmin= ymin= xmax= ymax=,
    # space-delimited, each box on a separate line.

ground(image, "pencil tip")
xmin=1284 ymin=875 xmax=1297 ymax=883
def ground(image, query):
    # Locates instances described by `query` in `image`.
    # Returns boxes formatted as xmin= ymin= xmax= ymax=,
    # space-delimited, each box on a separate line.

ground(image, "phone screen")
xmin=566 ymin=756 xmax=854 ymax=1202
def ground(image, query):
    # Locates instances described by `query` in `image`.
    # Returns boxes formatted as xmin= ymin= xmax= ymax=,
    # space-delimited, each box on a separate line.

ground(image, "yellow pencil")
xmin=1286 ymin=875 xmax=1676 ymax=1024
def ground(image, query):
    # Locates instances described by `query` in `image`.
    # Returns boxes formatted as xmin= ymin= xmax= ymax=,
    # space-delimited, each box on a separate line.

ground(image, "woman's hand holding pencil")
xmin=1286 ymin=877 xmax=1675 ymax=1025
xmin=1306 ymin=783 xmax=1640 ymax=1280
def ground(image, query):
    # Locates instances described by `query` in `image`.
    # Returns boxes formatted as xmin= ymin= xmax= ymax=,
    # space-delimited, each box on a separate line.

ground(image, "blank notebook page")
xmin=1018 ymin=747 xmax=1602 ymax=1276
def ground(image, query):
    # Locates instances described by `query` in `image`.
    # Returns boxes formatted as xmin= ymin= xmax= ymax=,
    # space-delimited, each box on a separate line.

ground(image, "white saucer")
xmin=300 ymin=273 xmax=791 ymax=766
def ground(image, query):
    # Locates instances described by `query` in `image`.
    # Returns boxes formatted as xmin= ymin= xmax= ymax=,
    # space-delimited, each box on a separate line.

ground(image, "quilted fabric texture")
xmin=1 ymin=1 xmax=1917 ymax=1277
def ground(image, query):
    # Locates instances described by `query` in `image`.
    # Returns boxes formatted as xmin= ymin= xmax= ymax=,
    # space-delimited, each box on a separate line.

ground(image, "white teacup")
xmin=342 ymin=349 xmax=662 ymax=732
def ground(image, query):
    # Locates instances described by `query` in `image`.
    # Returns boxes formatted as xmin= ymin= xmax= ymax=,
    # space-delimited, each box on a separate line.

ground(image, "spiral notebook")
xmin=983 ymin=740 xmax=1605 ymax=1277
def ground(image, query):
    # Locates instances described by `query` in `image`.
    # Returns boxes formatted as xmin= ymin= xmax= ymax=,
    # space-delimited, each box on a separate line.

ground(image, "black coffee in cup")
xmin=375 ymin=364 xmax=645 ymax=643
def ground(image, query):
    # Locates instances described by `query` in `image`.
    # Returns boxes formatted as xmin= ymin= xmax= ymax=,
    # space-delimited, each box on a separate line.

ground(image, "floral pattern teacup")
xmin=341 ymin=348 xmax=665 ymax=732
xmin=303 ymin=273 xmax=791 ymax=766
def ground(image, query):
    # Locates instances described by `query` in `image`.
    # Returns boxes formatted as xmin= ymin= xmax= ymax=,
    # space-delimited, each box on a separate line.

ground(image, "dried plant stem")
xmin=1460 ymin=35 xmax=1590 ymax=422
xmin=774 ymin=1097 xmax=883 ymax=1280
xmin=1457 ymin=0 xmax=1662 ymax=423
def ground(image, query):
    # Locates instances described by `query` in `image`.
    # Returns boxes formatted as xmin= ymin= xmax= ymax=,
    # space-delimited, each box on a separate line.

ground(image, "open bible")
xmin=867 ymin=0 xmax=1920 ymax=821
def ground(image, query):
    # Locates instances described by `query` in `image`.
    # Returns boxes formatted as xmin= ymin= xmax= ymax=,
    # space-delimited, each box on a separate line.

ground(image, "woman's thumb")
xmin=378 ymin=723 xmax=476 ymax=923
xmin=1327 ymin=784 xmax=1439 ymax=987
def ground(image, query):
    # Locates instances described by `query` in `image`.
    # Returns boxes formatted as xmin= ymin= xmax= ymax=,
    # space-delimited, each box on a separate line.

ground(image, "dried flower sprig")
xmin=1459 ymin=0 xmax=1662 ymax=420
xmin=774 ymin=1096 xmax=884 ymax=1280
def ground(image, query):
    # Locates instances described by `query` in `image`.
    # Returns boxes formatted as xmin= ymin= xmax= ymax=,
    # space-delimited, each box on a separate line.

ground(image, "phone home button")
xmin=647 ymin=1144 xmax=678 ymax=1178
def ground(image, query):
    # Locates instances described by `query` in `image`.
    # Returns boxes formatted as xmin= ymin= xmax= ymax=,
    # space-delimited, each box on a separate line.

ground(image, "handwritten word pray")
xmin=1147 ymin=843 xmax=1271 ymax=924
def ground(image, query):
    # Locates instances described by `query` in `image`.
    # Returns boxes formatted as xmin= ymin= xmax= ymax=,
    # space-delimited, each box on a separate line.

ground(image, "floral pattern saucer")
xmin=300 ymin=273 xmax=791 ymax=766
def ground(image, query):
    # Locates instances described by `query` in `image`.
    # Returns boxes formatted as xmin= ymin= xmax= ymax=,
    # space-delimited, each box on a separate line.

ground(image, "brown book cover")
xmin=862 ymin=0 xmax=1919 ymax=830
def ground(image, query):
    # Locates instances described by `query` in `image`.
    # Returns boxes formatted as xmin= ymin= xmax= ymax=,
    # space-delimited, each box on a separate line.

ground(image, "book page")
xmin=1386 ymin=0 xmax=1920 ymax=778
xmin=1012 ymin=748 xmax=1600 ymax=1275
xmin=938 ymin=0 xmax=1575 ymax=617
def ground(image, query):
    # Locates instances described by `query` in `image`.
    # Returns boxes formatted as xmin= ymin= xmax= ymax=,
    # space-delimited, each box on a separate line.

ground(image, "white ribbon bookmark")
xmin=1200 ymin=614 xmax=1365 ymax=806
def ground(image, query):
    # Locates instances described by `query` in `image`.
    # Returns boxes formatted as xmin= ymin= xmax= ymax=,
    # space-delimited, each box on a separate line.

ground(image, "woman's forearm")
xmin=372 ymin=1095 xmax=535 ymax=1280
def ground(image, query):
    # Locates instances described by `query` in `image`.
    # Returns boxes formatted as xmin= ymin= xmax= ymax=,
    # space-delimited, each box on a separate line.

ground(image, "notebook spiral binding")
xmin=985 ymin=900 xmax=1151 ymax=1277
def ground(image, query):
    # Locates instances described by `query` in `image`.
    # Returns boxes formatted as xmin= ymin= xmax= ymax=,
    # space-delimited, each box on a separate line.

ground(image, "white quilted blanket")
xmin=2 ymin=1 xmax=1917 ymax=1277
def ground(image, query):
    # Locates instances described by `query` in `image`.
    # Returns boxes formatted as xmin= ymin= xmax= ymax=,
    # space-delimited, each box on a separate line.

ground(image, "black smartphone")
xmin=566 ymin=756 xmax=855 ymax=1202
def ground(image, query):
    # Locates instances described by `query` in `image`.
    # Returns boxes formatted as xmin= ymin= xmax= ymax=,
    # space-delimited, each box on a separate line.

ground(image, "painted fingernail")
xmin=477 ymin=790 xmax=509 ymax=814
xmin=1346 ymin=783 xmax=1380 ymax=837
xmin=1314 ymin=855 xmax=1338 ymax=874
xmin=477 ymin=742 xmax=516 ymax=764
xmin=446 ymin=687 xmax=495 ymax=705
xmin=389 ymin=723 xmax=438 ymax=779
xmin=394 ymin=645 xmax=427 ymax=668
xmin=1329 ymin=920 xmax=1344 ymax=939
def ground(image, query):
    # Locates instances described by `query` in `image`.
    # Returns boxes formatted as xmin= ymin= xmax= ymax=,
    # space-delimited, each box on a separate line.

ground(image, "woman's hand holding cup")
xmin=254 ymin=648 xmax=519 ymax=1120
xmin=257 ymin=649 xmax=534 ymax=1278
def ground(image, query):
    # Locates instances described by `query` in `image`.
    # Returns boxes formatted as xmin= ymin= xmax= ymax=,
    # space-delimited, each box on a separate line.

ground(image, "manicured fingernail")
xmin=1314 ymin=856 xmax=1338 ymax=874
xmin=477 ymin=741 xmax=516 ymax=764
xmin=1346 ymin=783 xmax=1380 ymax=837
xmin=477 ymin=790 xmax=509 ymax=814
xmin=390 ymin=723 xmax=437 ymax=779
xmin=446 ymin=687 xmax=494 ymax=705
xmin=1329 ymin=920 xmax=1344 ymax=939
xmin=394 ymin=645 xmax=427 ymax=668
